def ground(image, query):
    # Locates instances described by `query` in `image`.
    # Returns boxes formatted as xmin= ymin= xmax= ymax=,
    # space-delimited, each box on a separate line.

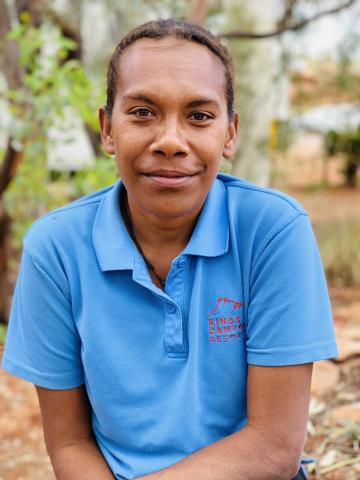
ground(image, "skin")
xmin=36 ymin=37 xmax=313 ymax=480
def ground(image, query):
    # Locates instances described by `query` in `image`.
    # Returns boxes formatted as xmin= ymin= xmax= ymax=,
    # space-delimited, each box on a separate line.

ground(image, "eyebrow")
xmin=186 ymin=98 xmax=220 ymax=109
xmin=122 ymin=93 xmax=220 ymax=109
xmin=123 ymin=94 xmax=157 ymax=106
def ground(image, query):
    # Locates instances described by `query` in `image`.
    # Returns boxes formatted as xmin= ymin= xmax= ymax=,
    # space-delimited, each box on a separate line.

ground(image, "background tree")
xmin=0 ymin=0 xmax=106 ymax=322
xmin=0 ymin=0 xmax=26 ymax=323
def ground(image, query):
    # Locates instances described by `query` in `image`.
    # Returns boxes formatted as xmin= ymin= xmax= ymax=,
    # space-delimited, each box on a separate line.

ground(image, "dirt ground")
xmin=0 ymin=184 xmax=359 ymax=480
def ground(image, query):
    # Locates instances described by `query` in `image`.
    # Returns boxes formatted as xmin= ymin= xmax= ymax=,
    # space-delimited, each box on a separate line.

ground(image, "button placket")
xmin=177 ymin=259 xmax=187 ymax=269
xmin=163 ymin=257 xmax=189 ymax=357
xmin=166 ymin=303 xmax=176 ymax=314
xmin=164 ymin=302 xmax=183 ymax=352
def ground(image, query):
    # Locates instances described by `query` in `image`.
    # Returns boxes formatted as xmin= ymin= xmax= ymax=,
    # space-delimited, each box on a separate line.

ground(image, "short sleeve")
xmin=246 ymin=213 xmax=338 ymax=366
xmin=1 ymin=248 xmax=84 ymax=389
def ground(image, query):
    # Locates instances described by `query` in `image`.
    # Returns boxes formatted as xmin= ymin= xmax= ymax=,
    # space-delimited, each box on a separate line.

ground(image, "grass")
xmin=314 ymin=219 xmax=360 ymax=287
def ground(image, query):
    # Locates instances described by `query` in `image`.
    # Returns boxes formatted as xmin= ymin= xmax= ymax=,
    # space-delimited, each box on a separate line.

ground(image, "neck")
xmin=121 ymin=188 xmax=200 ymax=256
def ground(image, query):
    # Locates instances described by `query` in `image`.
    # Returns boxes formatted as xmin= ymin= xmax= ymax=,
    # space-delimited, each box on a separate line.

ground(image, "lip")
xmin=142 ymin=169 xmax=200 ymax=188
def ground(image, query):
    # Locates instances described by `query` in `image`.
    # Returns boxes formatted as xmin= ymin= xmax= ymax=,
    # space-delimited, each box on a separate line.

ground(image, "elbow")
xmin=269 ymin=447 xmax=302 ymax=480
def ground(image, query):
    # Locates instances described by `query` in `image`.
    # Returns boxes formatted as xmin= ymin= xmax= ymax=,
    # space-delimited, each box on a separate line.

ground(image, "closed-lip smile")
xmin=142 ymin=169 xmax=201 ymax=188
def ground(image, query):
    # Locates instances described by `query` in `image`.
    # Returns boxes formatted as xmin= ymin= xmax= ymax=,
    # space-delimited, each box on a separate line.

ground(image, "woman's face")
xmin=100 ymin=37 xmax=237 ymax=220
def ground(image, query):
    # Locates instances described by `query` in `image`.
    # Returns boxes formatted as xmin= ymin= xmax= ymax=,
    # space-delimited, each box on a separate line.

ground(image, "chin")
xmin=144 ymin=200 xmax=201 ymax=220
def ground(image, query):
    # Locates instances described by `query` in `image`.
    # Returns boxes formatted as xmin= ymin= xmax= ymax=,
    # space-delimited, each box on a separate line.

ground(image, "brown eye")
xmin=189 ymin=112 xmax=212 ymax=121
xmin=131 ymin=108 xmax=153 ymax=118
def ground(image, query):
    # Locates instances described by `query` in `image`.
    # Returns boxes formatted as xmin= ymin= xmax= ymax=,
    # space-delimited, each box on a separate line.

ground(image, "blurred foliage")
xmin=270 ymin=119 xmax=293 ymax=152
xmin=6 ymin=13 xmax=103 ymax=139
xmin=70 ymin=157 xmax=118 ymax=198
xmin=314 ymin=219 xmax=360 ymax=286
xmin=291 ymin=63 xmax=360 ymax=110
xmin=2 ymin=0 xmax=360 ymax=263
xmin=325 ymin=127 xmax=360 ymax=187
xmin=3 ymin=14 xmax=116 ymax=249
xmin=0 ymin=324 xmax=7 ymax=344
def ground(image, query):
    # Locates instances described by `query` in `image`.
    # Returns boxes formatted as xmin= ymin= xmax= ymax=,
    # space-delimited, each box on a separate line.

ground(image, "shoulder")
xmin=217 ymin=173 xmax=306 ymax=216
xmin=216 ymin=173 xmax=311 ymax=256
xmin=217 ymin=173 xmax=308 ymax=232
xmin=23 ymin=183 xmax=117 ymax=263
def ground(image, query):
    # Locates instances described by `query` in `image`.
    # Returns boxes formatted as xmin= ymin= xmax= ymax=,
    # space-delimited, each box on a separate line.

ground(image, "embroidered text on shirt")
xmin=207 ymin=297 xmax=244 ymax=343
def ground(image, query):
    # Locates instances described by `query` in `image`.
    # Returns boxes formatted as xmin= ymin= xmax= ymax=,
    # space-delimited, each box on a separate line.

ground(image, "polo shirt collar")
xmin=182 ymin=178 xmax=229 ymax=257
xmin=92 ymin=177 xmax=229 ymax=272
xmin=93 ymin=180 xmax=135 ymax=271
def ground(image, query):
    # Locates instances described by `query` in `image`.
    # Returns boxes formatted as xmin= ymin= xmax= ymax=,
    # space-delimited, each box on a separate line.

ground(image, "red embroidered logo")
xmin=207 ymin=297 xmax=244 ymax=344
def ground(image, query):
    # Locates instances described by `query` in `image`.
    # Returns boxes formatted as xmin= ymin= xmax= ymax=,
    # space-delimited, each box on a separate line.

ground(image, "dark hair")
xmin=105 ymin=19 xmax=234 ymax=119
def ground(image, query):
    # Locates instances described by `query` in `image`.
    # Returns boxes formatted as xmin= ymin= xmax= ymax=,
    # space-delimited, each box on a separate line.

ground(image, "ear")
xmin=99 ymin=107 xmax=115 ymax=155
xmin=223 ymin=112 xmax=238 ymax=159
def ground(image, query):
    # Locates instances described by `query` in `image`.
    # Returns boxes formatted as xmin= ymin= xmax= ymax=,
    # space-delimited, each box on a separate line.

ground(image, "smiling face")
xmin=100 ymin=37 xmax=238 ymax=221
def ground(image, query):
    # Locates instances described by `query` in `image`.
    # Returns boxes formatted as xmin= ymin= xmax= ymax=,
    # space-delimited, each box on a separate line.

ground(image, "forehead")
xmin=116 ymin=37 xmax=227 ymax=103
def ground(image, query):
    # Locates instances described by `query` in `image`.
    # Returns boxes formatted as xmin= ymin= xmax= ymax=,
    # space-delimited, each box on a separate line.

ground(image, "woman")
xmin=2 ymin=19 xmax=337 ymax=480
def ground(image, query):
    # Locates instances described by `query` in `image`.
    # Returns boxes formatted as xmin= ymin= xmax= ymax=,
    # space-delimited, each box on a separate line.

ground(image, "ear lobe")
xmin=223 ymin=113 xmax=238 ymax=159
xmin=99 ymin=107 xmax=115 ymax=155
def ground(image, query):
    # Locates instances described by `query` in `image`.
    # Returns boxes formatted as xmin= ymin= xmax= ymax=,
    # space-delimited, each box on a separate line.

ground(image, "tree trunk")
xmin=84 ymin=125 xmax=102 ymax=158
xmin=345 ymin=160 xmax=358 ymax=188
xmin=0 ymin=140 xmax=24 ymax=323
xmin=224 ymin=0 xmax=278 ymax=186
xmin=0 ymin=201 xmax=11 ymax=324
xmin=0 ymin=0 xmax=25 ymax=323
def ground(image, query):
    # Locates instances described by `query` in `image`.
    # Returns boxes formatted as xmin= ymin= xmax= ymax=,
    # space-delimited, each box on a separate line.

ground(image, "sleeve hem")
xmin=247 ymin=342 xmax=339 ymax=366
xmin=1 ymin=355 xmax=84 ymax=390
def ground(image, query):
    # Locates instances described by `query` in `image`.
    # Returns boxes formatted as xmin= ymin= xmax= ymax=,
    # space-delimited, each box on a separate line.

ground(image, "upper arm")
xmin=246 ymin=362 xmax=313 ymax=459
xmin=35 ymin=385 xmax=93 ymax=455
xmin=3 ymin=249 xmax=84 ymax=389
xmin=247 ymin=214 xmax=337 ymax=366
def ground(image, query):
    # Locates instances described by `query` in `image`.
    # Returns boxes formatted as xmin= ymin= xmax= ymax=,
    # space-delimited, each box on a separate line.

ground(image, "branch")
xmin=277 ymin=0 xmax=298 ymax=30
xmin=40 ymin=5 xmax=82 ymax=60
xmin=219 ymin=0 xmax=357 ymax=40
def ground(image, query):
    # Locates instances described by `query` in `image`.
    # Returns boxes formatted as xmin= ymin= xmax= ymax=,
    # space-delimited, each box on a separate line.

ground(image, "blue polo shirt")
xmin=2 ymin=173 xmax=338 ymax=480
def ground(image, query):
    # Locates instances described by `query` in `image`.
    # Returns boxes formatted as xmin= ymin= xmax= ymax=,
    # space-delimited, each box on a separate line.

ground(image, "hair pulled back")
xmin=105 ymin=19 xmax=234 ymax=119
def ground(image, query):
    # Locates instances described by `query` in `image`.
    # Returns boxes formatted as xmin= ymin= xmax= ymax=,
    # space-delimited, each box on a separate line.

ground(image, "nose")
xmin=149 ymin=117 xmax=190 ymax=159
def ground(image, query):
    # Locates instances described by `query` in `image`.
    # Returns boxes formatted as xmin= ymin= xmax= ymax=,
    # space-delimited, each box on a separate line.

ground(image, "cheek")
xmin=207 ymin=120 xmax=228 ymax=145
xmin=112 ymin=118 xmax=151 ymax=154
xmin=192 ymin=130 xmax=227 ymax=166
xmin=113 ymin=136 xmax=145 ymax=171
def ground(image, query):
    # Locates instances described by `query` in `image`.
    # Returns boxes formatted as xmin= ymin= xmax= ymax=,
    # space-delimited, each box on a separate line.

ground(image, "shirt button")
xmin=178 ymin=259 xmax=186 ymax=268
xmin=167 ymin=304 xmax=176 ymax=314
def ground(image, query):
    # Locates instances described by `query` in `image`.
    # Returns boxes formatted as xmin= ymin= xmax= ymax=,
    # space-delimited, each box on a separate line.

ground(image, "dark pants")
xmin=292 ymin=466 xmax=307 ymax=479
